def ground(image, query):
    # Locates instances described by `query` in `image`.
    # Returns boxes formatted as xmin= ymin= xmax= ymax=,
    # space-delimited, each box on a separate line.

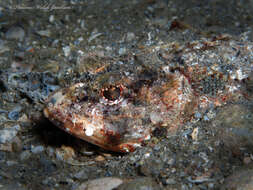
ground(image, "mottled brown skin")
xmin=44 ymin=107 xmax=138 ymax=152
xmin=44 ymin=48 xmax=242 ymax=152
xmin=44 ymin=65 xmax=198 ymax=152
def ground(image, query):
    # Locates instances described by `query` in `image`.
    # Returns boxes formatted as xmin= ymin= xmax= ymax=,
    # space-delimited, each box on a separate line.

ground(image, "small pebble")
xmin=11 ymin=136 xmax=22 ymax=152
xmin=78 ymin=37 xmax=84 ymax=42
xmin=8 ymin=107 xmax=22 ymax=121
xmin=152 ymin=17 xmax=168 ymax=27
xmin=102 ymin=153 xmax=112 ymax=157
xmin=194 ymin=112 xmax=202 ymax=119
xmin=11 ymin=62 xmax=33 ymax=72
xmin=105 ymin=46 xmax=112 ymax=51
xmin=17 ymin=114 xmax=30 ymax=123
xmin=49 ymin=15 xmax=55 ymax=23
xmin=73 ymin=170 xmax=88 ymax=180
xmin=0 ymin=128 xmax=18 ymax=144
xmin=118 ymin=47 xmax=127 ymax=55
xmin=125 ymin=32 xmax=135 ymax=42
xmin=80 ymin=19 xmax=86 ymax=29
xmin=55 ymin=145 xmax=76 ymax=161
xmin=5 ymin=26 xmax=25 ymax=41
xmin=88 ymin=32 xmax=103 ymax=42
xmin=74 ymin=177 xmax=123 ymax=190
xmin=0 ymin=39 xmax=9 ymax=53
xmin=36 ymin=30 xmax=51 ymax=37
xmin=191 ymin=127 xmax=199 ymax=141
xmin=95 ymin=155 xmax=105 ymax=162
xmin=6 ymin=160 xmax=17 ymax=166
xmin=203 ymin=115 xmax=209 ymax=121
xmin=8 ymin=110 xmax=20 ymax=120
xmin=0 ymin=143 xmax=13 ymax=152
xmin=63 ymin=46 xmax=71 ymax=57
xmin=46 ymin=147 xmax=55 ymax=157
xmin=150 ymin=112 xmax=162 ymax=125
xmin=165 ymin=178 xmax=176 ymax=185
xmin=13 ymin=125 xmax=21 ymax=131
xmin=31 ymin=145 xmax=45 ymax=154
xmin=20 ymin=150 xmax=32 ymax=160
xmin=243 ymin=157 xmax=252 ymax=164
xmin=117 ymin=177 xmax=161 ymax=190
xmin=206 ymin=110 xmax=216 ymax=120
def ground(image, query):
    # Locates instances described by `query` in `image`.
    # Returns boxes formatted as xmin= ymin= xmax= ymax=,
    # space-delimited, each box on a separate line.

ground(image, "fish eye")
xmin=102 ymin=86 xmax=121 ymax=101
xmin=100 ymin=84 xmax=125 ymax=105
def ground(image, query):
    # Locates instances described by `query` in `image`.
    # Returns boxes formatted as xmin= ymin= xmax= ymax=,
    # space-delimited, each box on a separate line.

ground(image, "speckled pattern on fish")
xmin=44 ymin=36 xmax=250 ymax=152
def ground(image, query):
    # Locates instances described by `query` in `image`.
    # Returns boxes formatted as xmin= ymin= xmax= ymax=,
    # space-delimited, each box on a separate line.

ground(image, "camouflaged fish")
xmin=44 ymin=36 xmax=252 ymax=152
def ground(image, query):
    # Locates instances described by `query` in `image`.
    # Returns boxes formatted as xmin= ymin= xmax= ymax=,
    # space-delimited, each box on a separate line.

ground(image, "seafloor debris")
xmin=44 ymin=36 xmax=252 ymax=152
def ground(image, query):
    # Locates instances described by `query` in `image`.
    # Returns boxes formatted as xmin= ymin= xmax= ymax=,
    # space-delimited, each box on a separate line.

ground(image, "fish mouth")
xmin=44 ymin=106 xmax=145 ymax=153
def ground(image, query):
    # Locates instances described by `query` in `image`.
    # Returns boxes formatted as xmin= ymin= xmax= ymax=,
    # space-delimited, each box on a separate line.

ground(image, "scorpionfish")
xmin=44 ymin=36 xmax=252 ymax=152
